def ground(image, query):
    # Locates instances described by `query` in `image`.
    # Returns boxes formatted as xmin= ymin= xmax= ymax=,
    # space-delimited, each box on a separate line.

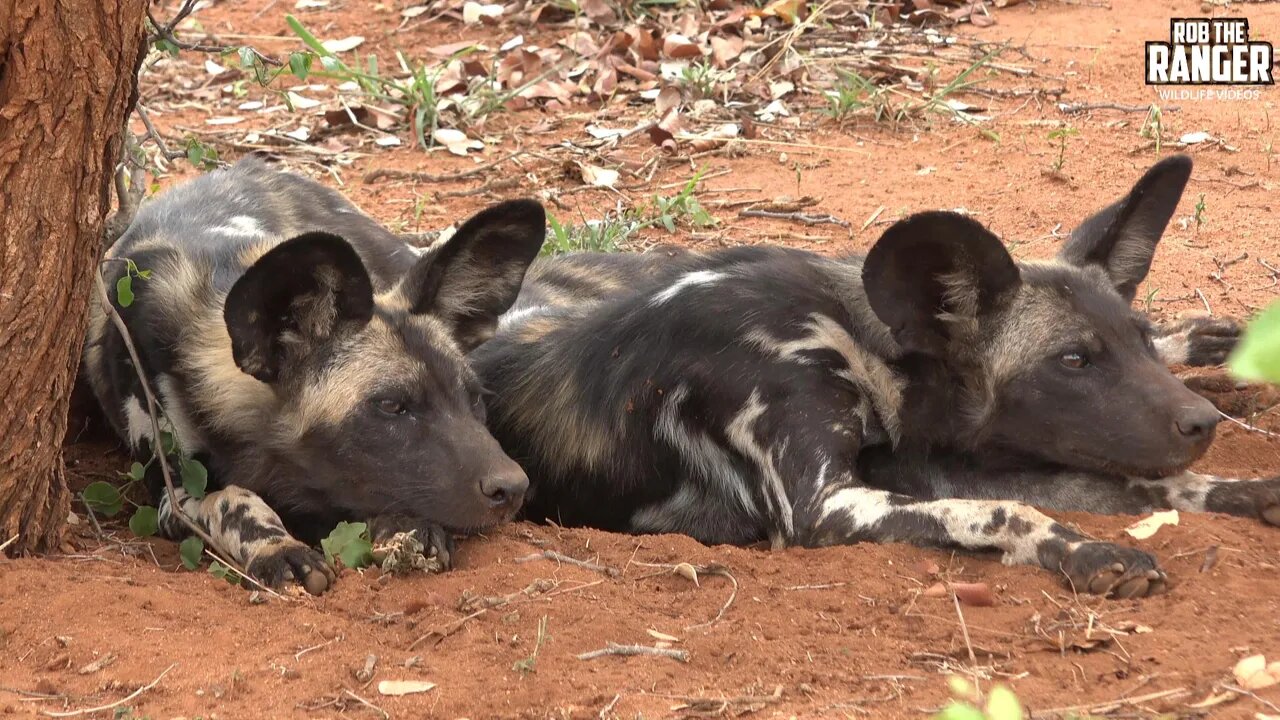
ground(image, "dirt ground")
xmin=4 ymin=0 xmax=1280 ymax=717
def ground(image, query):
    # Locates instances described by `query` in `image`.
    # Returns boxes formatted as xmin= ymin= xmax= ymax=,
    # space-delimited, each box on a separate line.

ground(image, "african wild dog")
xmin=82 ymin=157 xmax=545 ymax=593
xmin=473 ymin=155 xmax=1280 ymax=598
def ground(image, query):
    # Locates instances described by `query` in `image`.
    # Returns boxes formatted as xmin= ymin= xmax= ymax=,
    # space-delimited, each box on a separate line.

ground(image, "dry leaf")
xmin=323 ymin=105 xmax=372 ymax=128
xmin=401 ymin=5 xmax=430 ymax=18
xmin=295 ymin=0 xmax=328 ymax=7
xmin=375 ymin=136 xmax=402 ymax=147
xmin=377 ymin=680 xmax=436 ymax=696
xmin=580 ymin=0 xmax=617 ymax=24
xmin=709 ymin=34 xmax=744 ymax=68
xmin=579 ymin=163 xmax=620 ymax=188
xmin=321 ymin=36 xmax=365 ymax=53
xmin=205 ymin=116 xmax=245 ymax=125
xmin=462 ymin=1 xmax=503 ymax=24
xmin=1188 ymin=691 xmax=1237 ymax=709
xmin=287 ymin=91 xmax=322 ymax=110
xmin=1124 ymin=510 xmax=1179 ymax=540
xmin=673 ymin=562 xmax=700 ymax=586
xmin=1180 ymin=131 xmax=1212 ymax=145
xmin=662 ymin=34 xmax=702 ymax=59
xmin=204 ymin=59 xmax=228 ymax=75
xmin=432 ymin=128 xmax=484 ymax=156
xmin=756 ymin=0 xmax=805 ymax=23
xmin=1234 ymin=655 xmax=1267 ymax=684
xmin=655 ymin=86 xmax=682 ymax=115
xmin=647 ymin=629 xmax=681 ymax=642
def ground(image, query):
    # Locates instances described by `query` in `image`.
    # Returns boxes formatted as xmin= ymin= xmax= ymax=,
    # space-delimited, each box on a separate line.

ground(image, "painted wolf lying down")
xmin=82 ymin=157 xmax=546 ymax=593
xmin=474 ymin=155 xmax=1279 ymax=598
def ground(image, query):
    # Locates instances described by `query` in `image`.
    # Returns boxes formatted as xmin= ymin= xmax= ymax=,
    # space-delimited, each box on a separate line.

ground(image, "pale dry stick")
xmin=598 ymin=694 xmax=621 ymax=719
xmin=653 ymin=168 xmax=732 ymax=191
xmin=362 ymin=150 xmax=524 ymax=184
xmin=685 ymin=565 xmax=738 ymax=632
xmin=859 ymin=206 xmax=887 ymax=234
xmin=1028 ymin=686 xmax=1188 ymax=718
xmin=676 ymin=135 xmax=873 ymax=156
xmin=740 ymin=208 xmax=851 ymax=228
xmin=1195 ymin=287 xmax=1213 ymax=315
xmin=407 ymin=609 xmax=487 ymax=650
xmin=576 ymin=643 xmax=689 ymax=662
xmin=1221 ymin=684 xmax=1280 ymax=714
xmin=1059 ymin=101 xmax=1181 ymax=114
xmin=41 ymin=663 xmax=177 ymax=718
xmin=515 ymin=550 xmax=620 ymax=578
xmin=295 ymin=636 xmax=342 ymax=661
xmin=93 ymin=271 xmax=274 ymax=595
xmin=202 ymin=548 xmax=287 ymax=601
xmin=1217 ymin=411 xmax=1280 ymax=439
xmin=0 ymin=534 xmax=18 ymax=554
xmin=343 ymin=690 xmax=389 ymax=719
xmin=952 ymin=591 xmax=977 ymax=666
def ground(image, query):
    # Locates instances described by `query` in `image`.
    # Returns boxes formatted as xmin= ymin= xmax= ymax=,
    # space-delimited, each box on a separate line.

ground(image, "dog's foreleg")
xmin=156 ymin=482 xmax=334 ymax=594
xmin=796 ymin=478 xmax=1166 ymax=598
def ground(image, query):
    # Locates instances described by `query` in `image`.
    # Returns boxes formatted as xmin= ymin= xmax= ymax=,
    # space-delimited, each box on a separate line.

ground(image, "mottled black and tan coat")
xmin=475 ymin=155 xmax=1280 ymax=597
xmin=83 ymin=157 xmax=544 ymax=593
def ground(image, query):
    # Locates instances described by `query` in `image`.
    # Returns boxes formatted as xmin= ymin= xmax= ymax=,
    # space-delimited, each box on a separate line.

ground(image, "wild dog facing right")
xmin=475 ymin=155 xmax=1280 ymax=598
xmin=83 ymin=158 xmax=544 ymax=593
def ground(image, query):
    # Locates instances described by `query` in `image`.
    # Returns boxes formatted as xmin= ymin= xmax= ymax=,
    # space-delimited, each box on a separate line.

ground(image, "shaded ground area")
xmin=3 ymin=0 xmax=1280 ymax=717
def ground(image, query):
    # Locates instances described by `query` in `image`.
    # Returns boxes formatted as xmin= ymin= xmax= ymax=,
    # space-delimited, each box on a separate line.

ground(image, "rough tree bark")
xmin=0 ymin=0 xmax=149 ymax=554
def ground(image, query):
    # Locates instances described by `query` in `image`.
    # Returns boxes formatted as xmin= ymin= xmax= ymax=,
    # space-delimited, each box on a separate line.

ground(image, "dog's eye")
xmin=1059 ymin=351 xmax=1090 ymax=369
xmin=374 ymin=398 xmax=408 ymax=416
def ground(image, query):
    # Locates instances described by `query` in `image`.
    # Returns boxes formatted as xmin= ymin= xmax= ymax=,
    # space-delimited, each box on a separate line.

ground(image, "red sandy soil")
xmin=4 ymin=0 xmax=1280 ymax=718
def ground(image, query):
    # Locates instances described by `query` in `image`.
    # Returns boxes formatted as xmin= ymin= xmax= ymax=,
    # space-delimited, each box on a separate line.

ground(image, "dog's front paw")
xmin=1157 ymin=316 xmax=1241 ymax=367
xmin=1205 ymin=478 xmax=1280 ymax=527
xmin=247 ymin=539 xmax=335 ymax=595
xmin=1061 ymin=542 xmax=1168 ymax=598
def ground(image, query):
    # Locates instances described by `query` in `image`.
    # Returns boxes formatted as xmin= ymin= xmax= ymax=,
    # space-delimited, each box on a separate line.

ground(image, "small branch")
xmin=342 ymin=690 xmax=389 ymax=719
xmin=1060 ymin=101 xmax=1181 ymax=114
xmin=363 ymin=151 xmax=524 ymax=185
xmin=408 ymin=609 xmax=487 ymax=650
xmin=41 ymin=663 xmax=176 ymax=718
xmin=515 ymin=550 xmax=620 ymax=578
xmin=739 ymin=208 xmax=850 ymax=228
xmin=576 ymin=643 xmax=689 ymax=662
xmin=135 ymin=105 xmax=185 ymax=161
xmin=0 ymin=534 xmax=18 ymax=554
xmin=1218 ymin=411 xmax=1280 ymax=439
xmin=93 ymin=270 xmax=269 ymax=593
xmin=1029 ymin=687 xmax=1188 ymax=718
xmin=598 ymin=693 xmax=621 ymax=719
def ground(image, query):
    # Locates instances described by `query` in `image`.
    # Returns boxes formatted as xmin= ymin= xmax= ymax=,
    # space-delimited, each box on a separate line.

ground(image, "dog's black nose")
xmin=1175 ymin=402 xmax=1221 ymax=439
xmin=480 ymin=470 xmax=529 ymax=510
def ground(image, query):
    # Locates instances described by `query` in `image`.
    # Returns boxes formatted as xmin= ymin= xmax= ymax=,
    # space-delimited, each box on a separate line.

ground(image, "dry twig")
xmin=41 ymin=663 xmax=176 ymax=718
xmin=576 ymin=643 xmax=689 ymax=662
xmin=515 ymin=550 xmax=620 ymax=577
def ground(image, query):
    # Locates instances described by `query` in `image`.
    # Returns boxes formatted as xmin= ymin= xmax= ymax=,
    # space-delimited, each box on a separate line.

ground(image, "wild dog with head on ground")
xmin=473 ymin=155 xmax=1279 ymax=598
xmin=82 ymin=157 xmax=544 ymax=593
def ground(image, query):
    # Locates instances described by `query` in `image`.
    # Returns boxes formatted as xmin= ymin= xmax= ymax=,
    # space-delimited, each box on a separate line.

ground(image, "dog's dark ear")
xmin=399 ymin=199 xmax=545 ymax=351
xmin=1059 ymin=155 xmax=1192 ymax=302
xmin=862 ymin=211 xmax=1020 ymax=357
xmin=225 ymin=232 xmax=374 ymax=383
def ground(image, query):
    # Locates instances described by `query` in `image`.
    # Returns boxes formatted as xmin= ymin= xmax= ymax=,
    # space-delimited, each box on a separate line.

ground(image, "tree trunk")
xmin=0 ymin=0 xmax=148 ymax=554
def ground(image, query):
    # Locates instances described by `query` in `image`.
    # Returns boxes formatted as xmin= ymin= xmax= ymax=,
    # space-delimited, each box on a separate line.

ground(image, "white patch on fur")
xmin=155 ymin=374 xmax=206 ymax=453
xmin=1129 ymin=470 xmax=1231 ymax=512
xmin=217 ymin=215 xmax=264 ymax=238
xmin=725 ymin=389 xmax=793 ymax=545
xmin=1152 ymin=333 xmax=1190 ymax=365
xmin=123 ymin=396 xmax=152 ymax=449
xmin=816 ymin=487 xmax=1067 ymax=567
xmin=650 ymin=384 xmax=761 ymax=524
xmin=498 ymin=305 xmax=549 ymax=332
xmin=650 ymin=270 xmax=726 ymax=306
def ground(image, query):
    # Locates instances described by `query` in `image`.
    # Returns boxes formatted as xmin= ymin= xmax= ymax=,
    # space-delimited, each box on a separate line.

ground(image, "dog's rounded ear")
xmin=225 ymin=232 xmax=374 ymax=383
xmin=398 ymin=198 xmax=546 ymax=351
xmin=1059 ymin=154 xmax=1192 ymax=302
xmin=862 ymin=211 xmax=1020 ymax=357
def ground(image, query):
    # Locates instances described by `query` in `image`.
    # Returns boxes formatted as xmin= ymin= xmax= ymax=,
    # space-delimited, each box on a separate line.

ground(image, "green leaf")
xmin=129 ymin=506 xmax=159 ymax=538
xmin=289 ymin=51 xmax=312 ymax=80
xmin=186 ymin=141 xmax=205 ymax=167
xmin=1230 ymin=301 xmax=1280 ymax=383
xmin=128 ymin=462 xmax=146 ymax=482
xmin=286 ymin=15 xmax=335 ymax=57
xmin=320 ymin=521 xmax=374 ymax=569
xmin=179 ymin=536 xmax=204 ymax=570
xmin=160 ymin=431 xmax=176 ymax=455
xmin=82 ymin=482 xmax=123 ymax=517
xmin=209 ymin=561 xmax=241 ymax=585
xmin=116 ymin=275 xmax=134 ymax=308
xmin=985 ymin=686 xmax=1023 ymax=720
xmin=137 ymin=269 xmax=152 ymax=280
xmin=180 ymin=457 xmax=208 ymax=499
xmin=933 ymin=703 xmax=986 ymax=720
